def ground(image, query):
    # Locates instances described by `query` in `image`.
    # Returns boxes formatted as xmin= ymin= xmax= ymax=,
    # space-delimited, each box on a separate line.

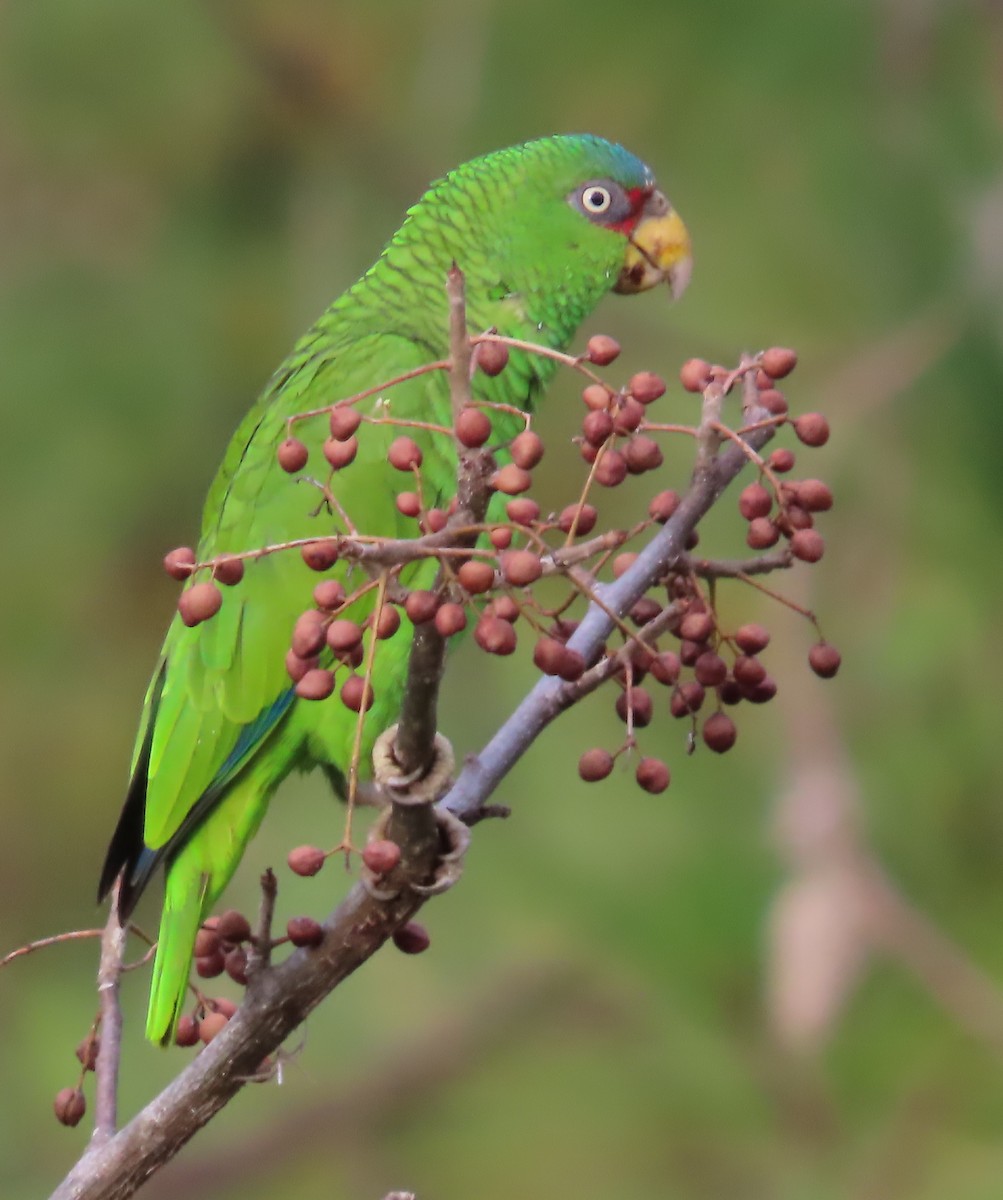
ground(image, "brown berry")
xmin=490 ymin=525 xmax=513 ymax=549
xmin=796 ymin=479 xmax=833 ymax=512
xmin=670 ymin=681 xmax=706 ymax=716
xmin=703 ymin=712 xmax=738 ymax=753
xmin=578 ymin=747 xmax=614 ymax=781
xmin=329 ymin=406 xmax=362 ymax=440
xmin=216 ymin=909 xmax=251 ymax=944
xmin=594 ymin=449 xmax=627 ymax=487
xmin=582 ymin=408 xmax=614 ymax=446
xmin=198 ymin=1011 xmax=229 ymax=1044
xmin=209 ymin=556 xmax=243 ymax=587
xmin=635 ymin=756 xmax=670 ymax=793
xmin=631 ymin=597 xmax=663 ymax=626
xmin=650 ymin=651 xmax=681 ymax=685
xmin=295 ymin=668 xmax=335 ymax=700
xmin=629 ymin=371 xmax=666 ymax=404
xmin=301 ymin=540 xmax=339 ymax=571
xmin=340 ymin=675 xmax=374 ymax=712
xmin=322 ymin=435 xmax=358 ymax=470
xmin=734 ymin=623 xmax=770 ymax=654
xmin=582 ymin=383 xmax=613 ymax=410
xmin=758 ymin=388 xmax=788 ymax=416
xmin=476 ymin=339 xmax=509 ymax=376
xmin=434 ymin=602 xmax=467 ymax=637
xmin=326 ymin=619 xmax=363 ymax=653
xmin=502 ymin=549 xmax=542 ymax=586
xmin=616 ymin=687 xmax=653 ymax=727
xmin=277 ymin=437 xmax=309 ymax=473
xmin=393 ymin=921 xmax=430 ymax=954
xmin=768 ymin=447 xmax=796 ymax=473
xmin=733 ymin=655 xmax=767 ymax=686
xmin=76 ymin=1036 xmax=99 ymax=1071
xmin=790 ymin=528 xmax=825 ymax=562
xmin=534 ymin=637 xmax=566 ymax=676
xmin=363 ymin=839 xmax=402 ymax=875
xmin=491 ymin=463 xmax=532 ymax=495
xmin=808 ymin=642 xmax=841 ymax=678
xmin=179 ymin=581 xmax=223 ymax=627
xmin=291 ymin=610 xmax=326 ymax=658
xmin=489 ymin=595 xmax=520 ymax=622
xmin=313 ymin=579 xmax=346 ymax=610
xmin=648 ymin=490 xmax=680 ymax=522
xmin=679 ymin=610 xmax=713 ymax=642
xmin=612 ymin=552 xmax=638 ymax=578
xmin=374 ymin=606 xmax=401 ymax=639
xmin=793 ymin=413 xmax=830 ymax=447
xmin=474 ymin=615 xmax=517 ymax=655
xmin=612 ymin=397 xmax=645 ymax=433
xmin=163 ymin=546 xmax=196 ymax=580
xmin=194 ymin=927 xmax=220 ymax=958
xmin=456 ymin=406 xmax=492 ymax=447
xmin=388 ymin=436 xmax=423 ymax=471
xmin=739 ymin=482 xmax=772 ymax=521
xmin=761 ymin=347 xmax=798 ymax=379
xmin=396 ymin=491 xmax=421 ymax=518
xmin=54 ymin=1088 xmax=86 ymax=1127
xmin=625 ymin=436 xmax=664 ymax=474
xmin=404 ymin=590 xmax=439 ymax=624
xmin=743 ymin=676 xmax=778 ymax=704
xmin=694 ymin=651 xmax=728 ymax=687
xmin=287 ymin=916 xmax=324 ymax=947
xmin=458 ymin=560 xmax=496 ymax=594
xmin=506 ymin=498 xmax=540 ymax=526
xmin=679 ymin=358 xmax=713 ymax=393
xmin=558 ymin=503 xmax=598 ymax=535
xmin=224 ymin=947 xmax=248 ymax=985
xmin=175 ymin=1016 xmax=200 ymax=1047
xmin=510 ymin=430 xmax=544 ymax=469
xmin=287 ymin=845 xmax=326 ymax=877
xmin=195 ymin=951 xmax=224 ymax=978
xmin=586 ymin=334 xmax=621 ymax=365
xmin=747 ymin=518 xmax=780 ymax=549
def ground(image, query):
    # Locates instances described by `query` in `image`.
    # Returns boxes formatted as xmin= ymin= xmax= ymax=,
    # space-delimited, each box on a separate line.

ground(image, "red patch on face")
xmin=606 ymin=186 xmax=649 ymax=235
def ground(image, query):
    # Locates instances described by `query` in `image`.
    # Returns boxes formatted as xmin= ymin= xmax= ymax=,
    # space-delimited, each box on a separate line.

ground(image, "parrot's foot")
xmin=370 ymin=725 xmax=455 ymax=805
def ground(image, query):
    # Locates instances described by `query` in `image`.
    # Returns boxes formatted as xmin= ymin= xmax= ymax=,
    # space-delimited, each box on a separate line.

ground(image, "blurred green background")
xmin=2 ymin=1 xmax=1003 ymax=1197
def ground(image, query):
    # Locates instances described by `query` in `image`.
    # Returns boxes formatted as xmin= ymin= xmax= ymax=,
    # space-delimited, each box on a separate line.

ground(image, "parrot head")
xmin=386 ymin=134 xmax=692 ymax=343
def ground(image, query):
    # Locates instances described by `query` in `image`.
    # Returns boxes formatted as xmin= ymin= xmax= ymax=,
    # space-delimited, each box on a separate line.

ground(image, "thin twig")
xmin=92 ymin=883 xmax=127 ymax=1145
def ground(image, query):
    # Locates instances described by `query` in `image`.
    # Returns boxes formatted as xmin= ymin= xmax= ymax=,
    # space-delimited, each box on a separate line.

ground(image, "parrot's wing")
xmin=101 ymin=330 xmax=443 ymax=912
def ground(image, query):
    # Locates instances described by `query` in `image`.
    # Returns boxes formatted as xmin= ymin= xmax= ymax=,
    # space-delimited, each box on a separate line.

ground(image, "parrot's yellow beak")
xmin=615 ymin=190 xmax=692 ymax=300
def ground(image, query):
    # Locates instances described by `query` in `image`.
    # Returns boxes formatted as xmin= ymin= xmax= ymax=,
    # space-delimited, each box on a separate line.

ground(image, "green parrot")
xmin=98 ymin=134 xmax=692 ymax=1045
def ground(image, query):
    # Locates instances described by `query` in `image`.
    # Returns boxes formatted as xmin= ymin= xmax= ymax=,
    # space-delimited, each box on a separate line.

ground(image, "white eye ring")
xmin=581 ymin=185 xmax=612 ymax=214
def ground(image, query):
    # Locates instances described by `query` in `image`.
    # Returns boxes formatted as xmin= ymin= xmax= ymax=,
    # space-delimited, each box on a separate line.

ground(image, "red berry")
xmin=624 ymin=436 xmax=663 ymax=474
xmin=287 ymin=916 xmax=324 ymax=947
xmin=702 ymin=711 xmax=738 ymax=753
xmin=489 ymin=595 xmax=520 ymax=623
xmin=404 ymin=590 xmax=439 ymax=624
xmin=679 ymin=610 xmax=713 ymax=642
xmin=374 ymin=606 xmax=401 ymax=639
xmin=326 ymin=619 xmax=363 ymax=653
xmin=629 ymin=371 xmax=666 ymax=404
xmin=277 ymin=437 xmax=309 ymax=473
xmin=650 ymin=651 xmax=681 ymax=686
xmin=578 ymin=747 xmax=614 ymax=781
xmin=734 ymin=623 xmax=770 ymax=654
xmin=301 ymin=540 xmax=339 ymax=571
xmin=287 ymin=845 xmax=326 ymax=877
xmin=313 ymin=579 xmax=346 ymax=610
xmin=491 ymin=464 xmax=532 ymax=494
xmin=635 ymin=756 xmax=670 ymax=793
xmin=216 ymin=909 xmax=251 ymax=944
xmin=291 ymin=610 xmax=326 ymax=657
xmin=793 ymin=413 xmax=830 ymax=447
xmin=582 ymin=383 xmax=612 ymax=411
xmin=648 ymin=490 xmax=680 ymax=522
xmin=612 ymin=552 xmax=638 ymax=578
xmin=388 ymin=436 xmax=423 ymax=471
xmin=733 ymin=655 xmax=766 ymax=686
xmin=434 ymin=602 xmax=467 ymax=637
xmin=768 ymin=447 xmax=796 ymax=473
xmin=790 ymin=528 xmax=825 ymax=562
xmin=323 ymin=435 xmax=358 ymax=470
xmin=194 ymin=927 xmax=220 ymax=958
xmin=476 ymin=339 xmax=509 ymax=376
xmin=175 ymin=1016 xmax=200 ymax=1047
xmin=474 ymin=615 xmax=517 ymax=655
xmin=679 ymin=358 xmax=712 ymax=393
xmin=195 ymin=951 xmax=224 ymax=978
xmin=501 ymin=549 xmax=542 ymax=586
xmin=76 ymin=1036 xmax=100 ymax=1071
xmin=747 ymin=518 xmax=780 ymax=549
xmin=582 ymin=408 xmax=614 ymax=446
xmin=586 ymin=334 xmax=621 ymax=365
xmin=212 ymin=556 xmax=244 ymax=586
xmin=198 ymin=1011 xmax=229 ymax=1044
xmin=795 ymin=479 xmax=834 ymax=512
xmin=163 ymin=546 xmax=196 ymax=580
xmin=808 ymin=642 xmax=841 ymax=678
xmin=396 ymin=491 xmax=421 ymax=518
xmin=393 ymin=921 xmax=430 ymax=954
xmin=458 ymin=560 xmax=496 ymax=594
xmin=490 ymin=525 xmax=513 ymax=549
xmin=594 ymin=449 xmax=627 ymax=487
xmin=558 ymin=503 xmax=598 ymax=535
xmin=363 ymin=839 xmax=402 ymax=875
xmin=670 ymin=681 xmax=706 ymax=716
xmin=340 ymin=675 xmax=374 ymax=712
xmin=329 ymin=406 xmax=362 ymax=440
xmin=613 ymin=397 xmax=645 ymax=433
xmin=761 ymin=347 xmax=798 ymax=379
xmin=739 ymin=482 xmax=772 ymax=521
xmin=694 ymin=651 xmax=728 ymax=687
xmin=506 ymin=498 xmax=540 ymax=526
xmin=615 ymin=687 xmax=653 ymax=727
xmin=225 ymin=947 xmax=248 ymax=985
xmin=456 ymin=406 xmax=492 ymax=448
xmin=758 ymin=389 xmax=788 ymax=416
xmin=294 ymin=666 xmax=336 ymax=700
xmin=54 ymin=1088 xmax=86 ymax=1127
xmin=510 ymin=430 xmax=544 ymax=469
xmin=178 ymin=581 xmax=223 ymax=627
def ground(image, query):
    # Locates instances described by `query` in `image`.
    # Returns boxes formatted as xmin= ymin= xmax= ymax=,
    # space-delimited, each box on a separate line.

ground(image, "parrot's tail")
xmin=147 ymin=869 xmax=210 ymax=1045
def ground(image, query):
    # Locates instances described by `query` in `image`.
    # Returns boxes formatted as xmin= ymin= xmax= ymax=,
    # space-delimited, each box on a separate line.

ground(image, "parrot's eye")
xmin=581 ymin=186 xmax=612 ymax=213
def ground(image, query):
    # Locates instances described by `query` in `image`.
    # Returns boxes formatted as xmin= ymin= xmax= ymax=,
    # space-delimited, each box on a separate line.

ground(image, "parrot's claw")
xmin=411 ymin=808 xmax=470 ymax=896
